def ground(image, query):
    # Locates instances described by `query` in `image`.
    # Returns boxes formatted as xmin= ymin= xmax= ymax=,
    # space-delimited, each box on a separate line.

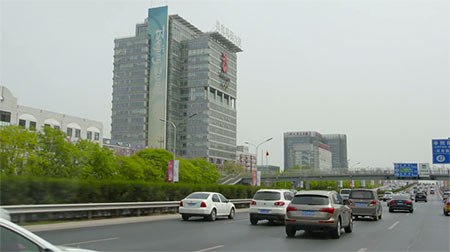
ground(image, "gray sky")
xmin=1 ymin=0 xmax=449 ymax=169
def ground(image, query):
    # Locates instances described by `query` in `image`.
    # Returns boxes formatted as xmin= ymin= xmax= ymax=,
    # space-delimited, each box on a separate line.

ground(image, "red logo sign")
xmin=221 ymin=52 xmax=228 ymax=73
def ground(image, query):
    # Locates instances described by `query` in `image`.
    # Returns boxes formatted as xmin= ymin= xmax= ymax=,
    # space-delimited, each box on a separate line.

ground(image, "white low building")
xmin=0 ymin=85 xmax=103 ymax=144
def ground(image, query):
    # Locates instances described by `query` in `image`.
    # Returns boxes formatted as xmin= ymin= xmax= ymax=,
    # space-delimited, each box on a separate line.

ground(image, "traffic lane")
xmin=368 ymin=194 xmax=449 ymax=252
xmin=36 ymin=211 xmax=253 ymax=251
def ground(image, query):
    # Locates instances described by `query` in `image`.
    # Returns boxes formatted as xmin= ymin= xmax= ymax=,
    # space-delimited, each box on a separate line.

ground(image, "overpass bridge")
xmin=237 ymin=169 xmax=450 ymax=187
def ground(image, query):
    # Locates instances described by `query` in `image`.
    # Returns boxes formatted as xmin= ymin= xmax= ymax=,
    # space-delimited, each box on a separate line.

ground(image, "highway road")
xmin=35 ymin=193 xmax=449 ymax=252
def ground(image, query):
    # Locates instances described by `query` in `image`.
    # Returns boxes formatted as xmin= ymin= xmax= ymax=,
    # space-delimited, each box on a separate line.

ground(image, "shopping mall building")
xmin=111 ymin=6 xmax=242 ymax=165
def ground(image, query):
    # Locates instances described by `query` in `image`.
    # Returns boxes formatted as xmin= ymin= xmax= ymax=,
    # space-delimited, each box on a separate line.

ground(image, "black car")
xmin=389 ymin=195 xmax=413 ymax=213
xmin=415 ymin=192 xmax=427 ymax=202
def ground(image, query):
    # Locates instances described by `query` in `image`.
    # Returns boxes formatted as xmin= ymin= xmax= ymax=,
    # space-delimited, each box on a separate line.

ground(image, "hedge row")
xmin=0 ymin=176 xmax=262 ymax=205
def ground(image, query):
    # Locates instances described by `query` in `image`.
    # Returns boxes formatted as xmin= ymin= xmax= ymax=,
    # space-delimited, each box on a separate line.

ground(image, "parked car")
xmin=415 ymin=192 xmax=427 ymax=202
xmin=0 ymin=218 xmax=95 ymax=252
xmin=179 ymin=192 xmax=235 ymax=221
xmin=443 ymin=197 xmax=450 ymax=216
xmin=339 ymin=189 xmax=351 ymax=200
xmin=348 ymin=189 xmax=382 ymax=221
xmin=389 ymin=194 xmax=413 ymax=213
xmin=249 ymin=189 xmax=294 ymax=225
xmin=381 ymin=191 xmax=393 ymax=202
xmin=285 ymin=190 xmax=353 ymax=239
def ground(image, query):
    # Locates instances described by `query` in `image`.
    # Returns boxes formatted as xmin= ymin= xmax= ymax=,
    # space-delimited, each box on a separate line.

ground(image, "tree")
xmin=116 ymin=155 xmax=145 ymax=181
xmin=223 ymin=161 xmax=245 ymax=175
xmin=74 ymin=140 xmax=119 ymax=180
xmin=190 ymin=158 xmax=221 ymax=184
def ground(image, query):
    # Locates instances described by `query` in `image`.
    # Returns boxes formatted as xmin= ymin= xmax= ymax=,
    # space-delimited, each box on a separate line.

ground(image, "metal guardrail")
xmin=3 ymin=199 xmax=252 ymax=224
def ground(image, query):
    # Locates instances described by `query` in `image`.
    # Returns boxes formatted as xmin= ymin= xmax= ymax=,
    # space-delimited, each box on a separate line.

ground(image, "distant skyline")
xmin=2 ymin=0 xmax=448 ymax=169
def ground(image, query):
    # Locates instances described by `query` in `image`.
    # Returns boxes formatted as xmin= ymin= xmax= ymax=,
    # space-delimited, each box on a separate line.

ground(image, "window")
xmin=187 ymin=193 xmax=209 ymax=199
xmin=94 ymin=132 xmax=100 ymax=140
xmin=333 ymin=194 xmax=343 ymax=205
xmin=349 ymin=190 xmax=374 ymax=200
xmin=212 ymin=194 xmax=220 ymax=203
xmin=54 ymin=125 xmax=60 ymax=130
xmin=29 ymin=121 xmax=37 ymax=131
xmin=67 ymin=127 xmax=73 ymax=137
xmin=0 ymin=111 xmax=11 ymax=122
xmin=292 ymin=195 xmax=330 ymax=205
xmin=18 ymin=119 xmax=26 ymax=128
xmin=75 ymin=129 xmax=81 ymax=138
xmin=44 ymin=124 xmax=51 ymax=128
xmin=87 ymin=131 xmax=92 ymax=140
xmin=0 ymin=226 xmax=41 ymax=252
xmin=284 ymin=192 xmax=294 ymax=201
xmin=253 ymin=191 xmax=281 ymax=201
xmin=218 ymin=194 xmax=227 ymax=202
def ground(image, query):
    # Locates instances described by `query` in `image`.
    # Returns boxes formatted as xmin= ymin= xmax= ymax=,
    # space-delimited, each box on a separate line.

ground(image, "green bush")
xmin=0 ymin=176 xmax=263 ymax=205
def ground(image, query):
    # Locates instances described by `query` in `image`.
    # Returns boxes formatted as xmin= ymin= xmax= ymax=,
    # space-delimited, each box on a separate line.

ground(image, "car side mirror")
xmin=343 ymin=199 xmax=349 ymax=205
xmin=225 ymin=200 xmax=230 ymax=203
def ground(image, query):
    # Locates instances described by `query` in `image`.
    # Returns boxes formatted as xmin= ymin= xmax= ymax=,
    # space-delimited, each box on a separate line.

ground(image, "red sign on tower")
xmin=221 ymin=52 xmax=228 ymax=73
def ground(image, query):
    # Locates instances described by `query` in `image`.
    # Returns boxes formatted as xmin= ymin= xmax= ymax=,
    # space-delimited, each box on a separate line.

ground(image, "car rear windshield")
xmin=340 ymin=190 xmax=350 ymax=194
xmin=392 ymin=195 xmax=409 ymax=200
xmin=253 ymin=191 xmax=281 ymax=201
xmin=187 ymin=193 xmax=210 ymax=199
xmin=291 ymin=195 xmax=330 ymax=205
xmin=349 ymin=190 xmax=374 ymax=199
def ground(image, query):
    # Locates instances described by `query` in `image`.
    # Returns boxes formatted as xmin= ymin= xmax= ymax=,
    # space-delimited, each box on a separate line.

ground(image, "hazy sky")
xmin=1 ymin=0 xmax=449 ymax=169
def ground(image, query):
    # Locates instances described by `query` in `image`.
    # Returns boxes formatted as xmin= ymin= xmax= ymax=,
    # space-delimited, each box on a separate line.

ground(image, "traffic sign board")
xmin=432 ymin=139 xmax=450 ymax=164
xmin=394 ymin=163 xmax=418 ymax=178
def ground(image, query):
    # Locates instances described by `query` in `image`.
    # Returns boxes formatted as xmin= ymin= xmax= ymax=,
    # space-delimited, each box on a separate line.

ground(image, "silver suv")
xmin=249 ymin=189 xmax=294 ymax=225
xmin=285 ymin=191 xmax=353 ymax=239
xmin=348 ymin=189 xmax=382 ymax=221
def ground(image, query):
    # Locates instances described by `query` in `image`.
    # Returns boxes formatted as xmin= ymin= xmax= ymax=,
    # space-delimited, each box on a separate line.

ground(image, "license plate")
xmin=301 ymin=211 xmax=315 ymax=216
xmin=357 ymin=203 xmax=367 ymax=206
xmin=259 ymin=209 xmax=270 ymax=214
xmin=398 ymin=203 xmax=404 ymax=206
xmin=188 ymin=203 xmax=196 ymax=206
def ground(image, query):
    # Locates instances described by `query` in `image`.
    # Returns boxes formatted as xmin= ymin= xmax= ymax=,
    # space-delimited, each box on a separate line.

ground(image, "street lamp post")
xmin=245 ymin=137 xmax=273 ymax=172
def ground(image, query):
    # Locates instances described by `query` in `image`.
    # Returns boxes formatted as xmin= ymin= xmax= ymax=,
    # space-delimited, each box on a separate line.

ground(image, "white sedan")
xmin=179 ymin=192 xmax=236 ymax=221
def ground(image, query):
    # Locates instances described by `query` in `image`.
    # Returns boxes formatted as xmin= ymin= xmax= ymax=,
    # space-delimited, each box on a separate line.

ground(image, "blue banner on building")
xmin=147 ymin=6 xmax=168 ymax=148
xmin=394 ymin=163 xmax=418 ymax=178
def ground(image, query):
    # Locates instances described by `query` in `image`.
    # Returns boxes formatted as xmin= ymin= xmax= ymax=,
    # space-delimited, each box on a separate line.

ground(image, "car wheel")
xmin=285 ymin=225 xmax=296 ymax=238
xmin=182 ymin=214 xmax=189 ymax=221
xmin=250 ymin=217 xmax=258 ymax=225
xmin=344 ymin=217 xmax=353 ymax=233
xmin=331 ymin=218 xmax=342 ymax=239
xmin=409 ymin=208 xmax=413 ymax=213
xmin=444 ymin=211 xmax=449 ymax=216
xmin=415 ymin=200 xmax=417 ymax=202
xmin=228 ymin=208 xmax=235 ymax=219
xmin=373 ymin=214 xmax=379 ymax=221
xmin=379 ymin=212 xmax=382 ymax=219
xmin=208 ymin=209 xmax=217 ymax=221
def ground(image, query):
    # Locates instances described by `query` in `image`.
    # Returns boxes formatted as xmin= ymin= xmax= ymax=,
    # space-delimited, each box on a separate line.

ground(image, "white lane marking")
xmin=388 ymin=221 xmax=400 ymax=230
xmin=194 ymin=245 xmax=224 ymax=252
xmin=60 ymin=237 xmax=119 ymax=246
xmin=357 ymin=248 xmax=368 ymax=252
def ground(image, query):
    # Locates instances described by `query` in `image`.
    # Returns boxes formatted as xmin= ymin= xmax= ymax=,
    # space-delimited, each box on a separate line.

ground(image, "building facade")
xmin=283 ymin=131 xmax=332 ymax=171
xmin=111 ymin=8 xmax=242 ymax=165
xmin=0 ymin=86 xmax=103 ymax=143
xmin=257 ymin=165 xmax=281 ymax=174
xmin=237 ymin=145 xmax=257 ymax=172
xmin=323 ymin=134 xmax=348 ymax=170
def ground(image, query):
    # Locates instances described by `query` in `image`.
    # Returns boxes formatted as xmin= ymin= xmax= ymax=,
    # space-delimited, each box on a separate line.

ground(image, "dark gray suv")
xmin=348 ymin=189 xmax=382 ymax=221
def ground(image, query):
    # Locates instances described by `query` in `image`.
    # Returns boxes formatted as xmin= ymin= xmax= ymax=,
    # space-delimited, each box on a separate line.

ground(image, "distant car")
xmin=443 ymin=192 xmax=450 ymax=202
xmin=430 ymin=189 xmax=435 ymax=195
xmin=285 ymin=190 xmax=353 ymax=239
xmin=0 ymin=207 xmax=11 ymax=221
xmin=381 ymin=191 xmax=393 ymax=202
xmin=415 ymin=192 xmax=427 ymax=202
xmin=339 ymin=189 xmax=351 ymax=200
xmin=179 ymin=192 xmax=235 ymax=221
xmin=389 ymin=195 xmax=413 ymax=213
xmin=0 ymin=218 xmax=95 ymax=252
xmin=444 ymin=198 xmax=450 ymax=216
xmin=249 ymin=189 xmax=294 ymax=225
xmin=409 ymin=193 xmax=415 ymax=200
xmin=348 ymin=189 xmax=382 ymax=221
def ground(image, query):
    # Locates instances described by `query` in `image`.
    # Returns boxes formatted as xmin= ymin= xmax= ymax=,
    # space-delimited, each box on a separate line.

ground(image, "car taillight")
xmin=286 ymin=206 xmax=297 ymax=212
xmin=369 ymin=201 xmax=377 ymax=206
xmin=390 ymin=200 xmax=396 ymax=204
xmin=200 ymin=202 xmax=207 ymax=207
xmin=274 ymin=201 xmax=285 ymax=206
xmin=406 ymin=201 xmax=412 ymax=204
xmin=179 ymin=201 xmax=183 ymax=207
xmin=251 ymin=200 xmax=256 ymax=205
xmin=320 ymin=208 xmax=335 ymax=214
xmin=446 ymin=202 xmax=450 ymax=206
xmin=349 ymin=200 xmax=354 ymax=206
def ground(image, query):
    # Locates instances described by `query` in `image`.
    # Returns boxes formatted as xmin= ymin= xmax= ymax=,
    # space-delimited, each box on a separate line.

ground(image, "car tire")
xmin=285 ymin=225 xmax=296 ymax=238
xmin=331 ymin=218 xmax=342 ymax=239
xmin=444 ymin=211 xmax=449 ymax=216
xmin=182 ymin=214 xmax=189 ymax=221
xmin=373 ymin=214 xmax=379 ymax=221
xmin=409 ymin=209 xmax=413 ymax=213
xmin=344 ymin=217 xmax=353 ymax=233
xmin=415 ymin=200 xmax=417 ymax=202
xmin=228 ymin=208 xmax=235 ymax=219
xmin=379 ymin=212 xmax=382 ymax=219
xmin=208 ymin=209 xmax=217 ymax=221
xmin=250 ymin=217 xmax=258 ymax=225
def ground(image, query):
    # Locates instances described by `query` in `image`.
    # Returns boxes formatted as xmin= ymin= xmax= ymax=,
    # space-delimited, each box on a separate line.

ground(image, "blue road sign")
xmin=394 ymin=163 xmax=418 ymax=178
xmin=432 ymin=139 xmax=450 ymax=164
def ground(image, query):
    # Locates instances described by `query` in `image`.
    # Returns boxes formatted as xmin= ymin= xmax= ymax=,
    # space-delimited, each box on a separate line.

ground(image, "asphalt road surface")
xmin=36 ymin=194 xmax=449 ymax=251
